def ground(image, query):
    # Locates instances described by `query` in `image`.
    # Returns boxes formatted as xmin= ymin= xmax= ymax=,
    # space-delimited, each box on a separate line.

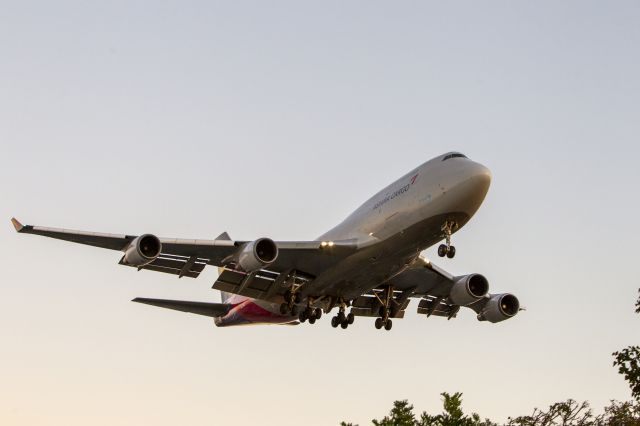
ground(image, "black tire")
xmin=447 ymin=246 xmax=456 ymax=259
xmin=438 ymin=244 xmax=447 ymax=257
xmin=375 ymin=317 xmax=383 ymax=329
xmin=337 ymin=312 xmax=346 ymax=323
xmin=347 ymin=312 xmax=355 ymax=325
xmin=279 ymin=303 xmax=289 ymax=315
xmin=290 ymin=305 xmax=299 ymax=316
xmin=299 ymin=311 xmax=307 ymax=323
xmin=384 ymin=319 xmax=393 ymax=331
xmin=314 ymin=308 xmax=322 ymax=320
xmin=340 ymin=321 xmax=348 ymax=329
xmin=331 ymin=316 xmax=339 ymax=328
xmin=309 ymin=316 xmax=316 ymax=325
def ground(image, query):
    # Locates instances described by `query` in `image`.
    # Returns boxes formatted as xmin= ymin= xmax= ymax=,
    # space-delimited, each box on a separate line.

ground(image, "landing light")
xmin=320 ymin=241 xmax=335 ymax=248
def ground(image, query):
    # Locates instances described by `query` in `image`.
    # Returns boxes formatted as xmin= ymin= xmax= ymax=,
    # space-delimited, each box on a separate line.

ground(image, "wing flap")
xmin=211 ymin=268 xmax=303 ymax=301
xmin=351 ymin=291 xmax=410 ymax=318
xmin=119 ymin=253 xmax=208 ymax=279
xmin=132 ymin=298 xmax=231 ymax=317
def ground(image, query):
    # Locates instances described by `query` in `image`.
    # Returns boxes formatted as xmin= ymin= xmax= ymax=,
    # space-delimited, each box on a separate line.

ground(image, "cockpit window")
xmin=442 ymin=153 xmax=468 ymax=161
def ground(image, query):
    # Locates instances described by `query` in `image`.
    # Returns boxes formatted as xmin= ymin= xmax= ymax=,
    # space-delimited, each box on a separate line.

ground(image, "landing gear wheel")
xmin=309 ymin=316 xmax=316 ymax=325
xmin=347 ymin=312 xmax=355 ymax=325
xmin=314 ymin=308 xmax=322 ymax=320
xmin=337 ymin=312 xmax=346 ymax=323
xmin=446 ymin=245 xmax=456 ymax=259
xmin=340 ymin=321 xmax=348 ymax=329
xmin=290 ymin=305 xmax=299 ymax=316
xmin=384 ymin=319 xmax=393 ymax=331
xmin=375 ymin=317 xmax=384 ymax=329
xmin=299 ymin=310 xmax=307 ymax=323
xmin=438 ymin=244 xmax=448 ymax=257
xmin=280 ymin=303 xmax=289 ymax=315
xmin=331 ymin=316 xmax=340 ymax=328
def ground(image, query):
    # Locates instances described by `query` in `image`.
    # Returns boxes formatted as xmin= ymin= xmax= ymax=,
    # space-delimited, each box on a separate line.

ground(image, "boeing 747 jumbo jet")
xmin=12 ymin=152 xmax=520 ymax=331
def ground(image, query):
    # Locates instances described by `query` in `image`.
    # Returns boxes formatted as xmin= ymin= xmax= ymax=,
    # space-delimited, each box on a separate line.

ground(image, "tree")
xmin=418 ymin=392 xmax=497 ymax=426
xmin=612 ymin=289 xmax=640 ymax=402
xmin=506 ymin=399 xmax=595 ymax=426
xmin=598 ymin=400 xmax=640 ymax=425
xmin=372 ymin=400 xmax=417 ymax=426
xmin=341 ymin=393 xmax=496 ymax=426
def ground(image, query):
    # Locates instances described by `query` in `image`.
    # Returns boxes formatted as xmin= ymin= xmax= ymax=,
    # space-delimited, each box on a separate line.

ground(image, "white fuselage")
xmin=215 ymin=153 xmax=491 ymax=326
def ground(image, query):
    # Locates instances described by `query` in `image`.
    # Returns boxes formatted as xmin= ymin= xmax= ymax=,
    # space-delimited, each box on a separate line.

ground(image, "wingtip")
xmin=11 ymin=217 xmax=24 ymax=232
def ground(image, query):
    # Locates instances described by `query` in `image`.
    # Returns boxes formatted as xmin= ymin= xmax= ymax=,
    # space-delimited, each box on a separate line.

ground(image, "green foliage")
xmin=341 ymin=397 xmax=640 ymax=426
xmin=614 ymin=346 xmax=640 ymax=402
xmin=612 ymin=288 xmax=640 ymax=402
xmin=506 ymin=399 xmax=594 ymax=425
xmin=419 ymin=392 xmax=497 ymax=426
xmin=600 ymin=400 xmax=640 ymax=425
xmin=341 ymin=393 xmax=495 ymax=426
xmin=372 ymin=400 xmax=417 ymax=426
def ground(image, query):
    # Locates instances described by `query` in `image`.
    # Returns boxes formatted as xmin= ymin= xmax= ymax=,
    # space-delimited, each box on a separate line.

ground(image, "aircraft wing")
xmin=11 ymin=218 xmax=359 ymax=279
xmin=385 ymin=257 xmax=497 ymax=320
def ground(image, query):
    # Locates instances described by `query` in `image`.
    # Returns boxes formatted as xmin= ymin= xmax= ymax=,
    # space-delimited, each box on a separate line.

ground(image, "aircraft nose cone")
xmin=472 ymin=163 xmax=492 ymax=192
xmin=447 ymin=162 xmax=492 ymax=217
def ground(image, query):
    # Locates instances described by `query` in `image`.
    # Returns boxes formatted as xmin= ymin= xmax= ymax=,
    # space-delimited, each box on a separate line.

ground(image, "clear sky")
xmin=1 ymin=1 xmax=639 ymax=425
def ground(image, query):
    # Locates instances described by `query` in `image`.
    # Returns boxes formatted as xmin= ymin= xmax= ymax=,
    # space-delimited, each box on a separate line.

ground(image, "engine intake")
xmin=237 ymin=238 xmax=278 ymax=272
xmin=449 ymin=274 xmax=489 ymax=306
xmin=478 ymin=293 xmax=520 ymax=323
xmin=123 ymin=234 xmax=162 ymax=266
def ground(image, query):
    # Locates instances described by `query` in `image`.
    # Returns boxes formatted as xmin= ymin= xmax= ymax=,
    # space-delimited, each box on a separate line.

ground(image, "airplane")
xmin=11 ymin=151 xmax=520 ymax=331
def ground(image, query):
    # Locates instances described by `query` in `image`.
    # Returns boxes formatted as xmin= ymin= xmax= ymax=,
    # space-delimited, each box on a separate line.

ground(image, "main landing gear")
xmin=331 ymin=300 xmax=354 ymax=330
xmin=438 ymin=220 xmax=458 ymax=259
xmin=279 ymin=289 xmax=300 ymax=316
xmin=374 ymin=286 xmax=395 ymax=331
xmin=298 ymin=301 xmax=323 ymax=324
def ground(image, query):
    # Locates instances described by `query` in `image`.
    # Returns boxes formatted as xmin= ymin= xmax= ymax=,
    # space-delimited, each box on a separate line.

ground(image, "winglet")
xmin=11 ymin=217 xmax=24 ymax=232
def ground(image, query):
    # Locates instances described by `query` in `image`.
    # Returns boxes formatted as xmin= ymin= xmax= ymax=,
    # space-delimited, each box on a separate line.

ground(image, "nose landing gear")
xmin=374 ymin=286 xmax=395 ymax=331
xmin=438 ymin=220 xmax=458 ymax=259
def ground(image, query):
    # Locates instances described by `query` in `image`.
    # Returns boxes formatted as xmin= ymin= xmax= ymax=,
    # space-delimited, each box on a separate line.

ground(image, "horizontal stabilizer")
xmin=132 ymin=298 xmax=231 ymax=317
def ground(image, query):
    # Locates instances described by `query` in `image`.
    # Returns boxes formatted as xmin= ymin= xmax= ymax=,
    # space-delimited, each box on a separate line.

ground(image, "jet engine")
xmin=449 ymin=274 xmax=489 ymax=306
xmin=123 ymin=234 xmax=162 ymax=266
xmin=477 ymin=293 xmax=520 ymax=323
xmin=236 ymin=238 xmax=278 ymax=272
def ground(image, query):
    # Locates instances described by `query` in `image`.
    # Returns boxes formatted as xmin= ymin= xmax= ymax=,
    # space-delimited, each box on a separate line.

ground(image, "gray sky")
xmin=1 ymin=1 xmax=639 ymax=424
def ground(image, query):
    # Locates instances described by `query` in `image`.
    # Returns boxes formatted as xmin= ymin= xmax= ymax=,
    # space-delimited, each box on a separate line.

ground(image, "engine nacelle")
xmin=123 ymin=234 xmax=162 ymax=266
xmin=236 ymin=238 xmax=278 ymax=272
xmin=449 ymin=274 xmax=489 ymax=306
xmin=478 ymin=293 xmax=520 ymax=323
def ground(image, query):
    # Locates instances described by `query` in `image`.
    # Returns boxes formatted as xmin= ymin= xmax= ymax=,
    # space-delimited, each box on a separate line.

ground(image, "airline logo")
xmin=372 ymin=173 xmax=419 ymax=210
